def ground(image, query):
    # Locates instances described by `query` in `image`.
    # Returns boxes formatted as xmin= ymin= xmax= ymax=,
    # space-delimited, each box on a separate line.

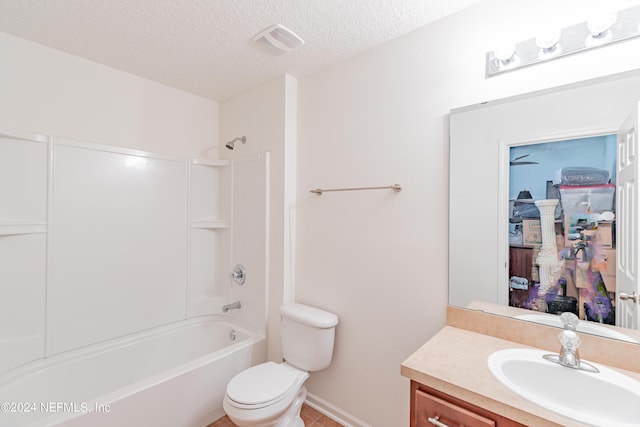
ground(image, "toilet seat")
xmin=226 ymin=362 xmax=308 ymax=410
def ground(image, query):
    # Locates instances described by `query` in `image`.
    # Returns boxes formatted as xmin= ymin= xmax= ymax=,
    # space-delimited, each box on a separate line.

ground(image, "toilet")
xmin=223 ymin=302 xmax=339 ymax=427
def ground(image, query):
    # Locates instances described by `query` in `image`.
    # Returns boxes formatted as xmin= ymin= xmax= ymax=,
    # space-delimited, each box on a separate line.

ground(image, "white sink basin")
xmin=516 ymin=313 xmax=639 ymax=343
xmin=488 ymin=348 xmax=640 ymax=426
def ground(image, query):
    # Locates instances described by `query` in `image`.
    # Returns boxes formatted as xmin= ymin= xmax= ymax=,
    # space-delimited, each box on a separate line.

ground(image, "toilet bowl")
xmin=223 ymin=362 xmax=309 ymax=427
xmin=223 ymin=303 xmax=338 ymax=427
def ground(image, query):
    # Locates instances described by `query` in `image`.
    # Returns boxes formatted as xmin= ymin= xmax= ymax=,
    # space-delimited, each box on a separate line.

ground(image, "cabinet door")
xmin=410 ymin=382 xmax=526 ymax=427
xmin=414 ymin=389 xmax=495 ymax=427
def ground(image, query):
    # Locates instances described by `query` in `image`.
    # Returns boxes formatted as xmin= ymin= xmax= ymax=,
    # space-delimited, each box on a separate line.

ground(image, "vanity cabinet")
xmin=410 ymin=381 xmax=525 ymax=427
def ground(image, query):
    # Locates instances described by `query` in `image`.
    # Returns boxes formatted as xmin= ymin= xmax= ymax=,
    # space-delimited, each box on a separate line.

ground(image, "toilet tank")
xmin=280 ymin=303 xmax=339 ymax=371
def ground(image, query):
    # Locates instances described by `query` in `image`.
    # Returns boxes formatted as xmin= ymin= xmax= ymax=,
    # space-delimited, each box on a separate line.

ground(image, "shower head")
xmin=225 ymin=136 xmax=246 ymax=150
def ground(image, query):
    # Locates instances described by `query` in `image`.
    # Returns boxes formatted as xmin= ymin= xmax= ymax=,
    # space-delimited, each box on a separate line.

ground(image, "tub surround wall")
xmin=0 ymin=134 xmax=48 ymax=374
xmin=228 ymin=153 xmax=271 ymax=329
xmin=0 ymin=129 xmax=269 ymax=375
xmin=48 ymin=140 xmax=189 ymax=355
xmin=188 ymin=160 xmax=232 ymax=317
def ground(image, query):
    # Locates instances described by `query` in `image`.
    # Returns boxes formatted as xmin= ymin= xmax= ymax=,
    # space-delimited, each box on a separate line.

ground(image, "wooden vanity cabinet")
xmin=410 ymin=381 xmax=526 ymax=427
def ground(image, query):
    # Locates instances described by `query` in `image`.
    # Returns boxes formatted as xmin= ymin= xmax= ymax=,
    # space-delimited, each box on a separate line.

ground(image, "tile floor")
xmin=207 ymin=404 xmax=344 ymax=427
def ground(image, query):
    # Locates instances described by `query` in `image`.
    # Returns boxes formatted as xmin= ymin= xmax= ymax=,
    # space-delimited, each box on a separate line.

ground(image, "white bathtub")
xmin=0 ymin=317 xmax=266 ymax=427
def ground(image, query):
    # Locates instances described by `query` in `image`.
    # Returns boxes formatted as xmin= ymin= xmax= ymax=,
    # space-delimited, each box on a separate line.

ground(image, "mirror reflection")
xmin=449 ymin=71 xmax=640 ymax=343
xmin=508 ymin=135 xmax=616 ymax=321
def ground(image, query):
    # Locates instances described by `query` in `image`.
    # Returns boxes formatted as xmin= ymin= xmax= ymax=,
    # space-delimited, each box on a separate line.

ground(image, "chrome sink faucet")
xmin=557 ymin=312 xmax=581 ymax=368
xmin=543 ymin=312 xmax=599 ymax=373
xmin=557 ymin=329 xmax=582 ymax=367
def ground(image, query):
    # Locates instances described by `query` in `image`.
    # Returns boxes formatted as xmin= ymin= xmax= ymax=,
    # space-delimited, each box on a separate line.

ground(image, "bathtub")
xmin=0 ymin=316 xmax=266 ymax=427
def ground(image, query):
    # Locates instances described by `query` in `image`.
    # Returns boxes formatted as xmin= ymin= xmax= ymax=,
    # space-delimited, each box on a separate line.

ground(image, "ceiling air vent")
xmin=253 ymin=24 xmax=304 ymax=53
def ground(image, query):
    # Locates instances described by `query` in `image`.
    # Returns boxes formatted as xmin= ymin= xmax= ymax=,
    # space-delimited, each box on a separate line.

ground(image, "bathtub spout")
xmin=222 ymin=301 xmax=241 ymax=313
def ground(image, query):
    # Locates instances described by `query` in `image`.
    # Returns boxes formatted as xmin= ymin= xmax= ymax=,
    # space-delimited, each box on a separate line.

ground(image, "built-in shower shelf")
xmin=191 ymin=219 xmax=230 ymax=229
xmin=0 ymin=222 xmax=47 ymax=236
xmin=191 ymin=159 xmax=230 ymax=167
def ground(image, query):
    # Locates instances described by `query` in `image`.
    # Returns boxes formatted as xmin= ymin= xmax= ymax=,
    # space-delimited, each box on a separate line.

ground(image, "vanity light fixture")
xmin=487 ymin=5 xmax=640 ymax=77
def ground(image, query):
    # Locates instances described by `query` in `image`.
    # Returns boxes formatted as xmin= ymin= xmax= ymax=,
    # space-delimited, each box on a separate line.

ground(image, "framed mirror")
xmin=449 ymin=70 xmax=640 ymax=343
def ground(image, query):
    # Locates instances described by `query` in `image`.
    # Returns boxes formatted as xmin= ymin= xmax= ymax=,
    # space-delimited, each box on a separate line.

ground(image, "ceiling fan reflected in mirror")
xmin=510 ymin=154 xmax=539 ymax=166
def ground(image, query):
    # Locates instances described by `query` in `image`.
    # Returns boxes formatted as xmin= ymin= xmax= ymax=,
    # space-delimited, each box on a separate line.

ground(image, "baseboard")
xmin=198 ymin=407 xmax=226 ymax=427
xmin=305 ymin=392 xmax=373 ymax=427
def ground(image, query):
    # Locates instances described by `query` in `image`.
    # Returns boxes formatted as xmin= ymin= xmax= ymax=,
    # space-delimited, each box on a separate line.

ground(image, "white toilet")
xmin=223 ymin=302 xmax=339 ymax=427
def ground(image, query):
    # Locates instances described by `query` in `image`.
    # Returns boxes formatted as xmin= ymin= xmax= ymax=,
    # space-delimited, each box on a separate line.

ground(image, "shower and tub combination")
xmin=0 ymin=129 xmax=270 ymax=427
xmin=0 ymin=318 xmax=264 ymax=427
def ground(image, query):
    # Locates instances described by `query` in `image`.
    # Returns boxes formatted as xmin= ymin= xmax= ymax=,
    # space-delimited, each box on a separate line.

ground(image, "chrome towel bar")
xmin=310 ymin=184 xmax=401 ymax=195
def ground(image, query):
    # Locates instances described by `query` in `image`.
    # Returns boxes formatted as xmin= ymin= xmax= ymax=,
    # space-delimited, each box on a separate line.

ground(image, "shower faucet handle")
xmin=230 ymin=264 xmax=246 ymax=285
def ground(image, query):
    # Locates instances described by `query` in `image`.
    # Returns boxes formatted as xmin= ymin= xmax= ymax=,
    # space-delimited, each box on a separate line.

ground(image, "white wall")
xmin=295 ymin=0 xmax=640 ymax=425
xmin=220 ymin=75 xmax=298 ymax=360
xmin=0 ymin=32 xmax=219 ymax=158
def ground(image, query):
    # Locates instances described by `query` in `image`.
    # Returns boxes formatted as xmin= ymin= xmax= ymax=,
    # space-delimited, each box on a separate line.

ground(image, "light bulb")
xmin=493 ymin=43 xmax=516 ymax=65
xmin=588 ymin=10 xmax=617 ymax=37
xmin=536 ymin=27 xmax=561 ymax=52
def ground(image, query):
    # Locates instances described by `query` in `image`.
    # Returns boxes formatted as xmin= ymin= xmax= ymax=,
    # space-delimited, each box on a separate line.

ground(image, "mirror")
xmin=449 ymin=70 xmax=640 ymax=343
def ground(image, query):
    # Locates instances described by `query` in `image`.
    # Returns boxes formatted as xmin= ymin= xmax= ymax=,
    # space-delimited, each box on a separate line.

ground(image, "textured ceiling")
xmin=0 ymin=0 xmax=481 ymax=101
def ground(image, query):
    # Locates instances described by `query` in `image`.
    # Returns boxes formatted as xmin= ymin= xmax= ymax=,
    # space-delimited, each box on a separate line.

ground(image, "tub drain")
xmin=229 ymin=329 xmax=237 ymax=341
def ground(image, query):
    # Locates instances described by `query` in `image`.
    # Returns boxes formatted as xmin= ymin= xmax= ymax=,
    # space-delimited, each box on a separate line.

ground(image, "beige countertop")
xmin=401 ymin=323 xmax=640 ymax=427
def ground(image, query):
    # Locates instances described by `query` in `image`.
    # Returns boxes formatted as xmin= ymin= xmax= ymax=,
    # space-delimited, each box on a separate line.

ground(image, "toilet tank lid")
xmin=280 ymin=303 xmax=339 ymax=328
